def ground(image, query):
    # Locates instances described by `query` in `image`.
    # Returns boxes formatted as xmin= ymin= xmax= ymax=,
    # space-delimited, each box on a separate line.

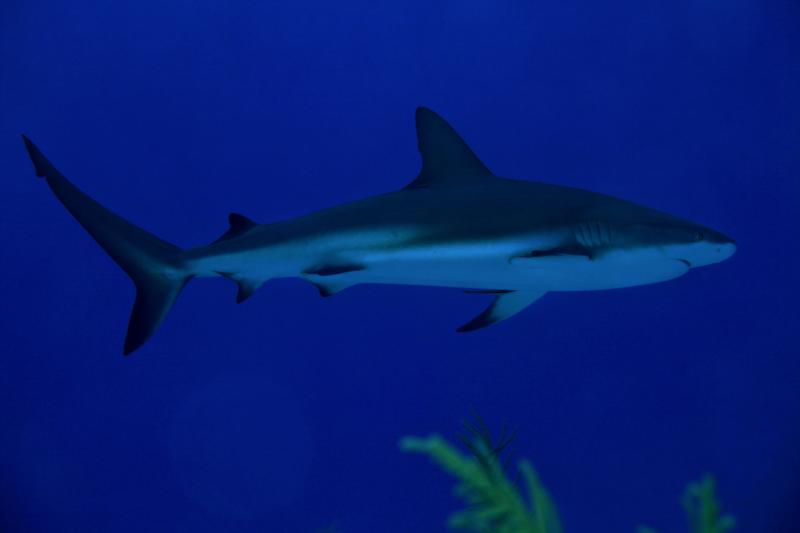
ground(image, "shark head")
xmin=571 ymin=194 xmax=737 ymax=273
xmin=653 ymin=224 xmax=736 ymax=268
xmin=543 ymin=216 xmax=738 ymax=291
xmin=609 ymin=220 xmax=736 ymax=269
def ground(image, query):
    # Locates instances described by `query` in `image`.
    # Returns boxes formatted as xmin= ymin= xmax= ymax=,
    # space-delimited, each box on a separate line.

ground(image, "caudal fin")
xmin=22 ymin=135 xmax=191 ymax=355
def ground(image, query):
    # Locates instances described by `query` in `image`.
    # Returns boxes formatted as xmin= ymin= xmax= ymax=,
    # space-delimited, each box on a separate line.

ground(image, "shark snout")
xmin=691 ymin=239 xmax=736 ymax=268
xmin=709 ymin=230 xmax=736 ymax=260
xmin=700 ymin=229 xmax=736 ymax=264
xmin=671 ymin=230 xmax=736 ymax=268
xmin=715 ymin=241 xmax=737 ymax=261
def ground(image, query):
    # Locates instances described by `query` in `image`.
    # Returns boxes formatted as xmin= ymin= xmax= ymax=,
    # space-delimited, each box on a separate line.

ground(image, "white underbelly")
xmin=207 ymin=233 xmax=691 ymax=293
xmin=350 ymin=249 xmax=690 ymax=291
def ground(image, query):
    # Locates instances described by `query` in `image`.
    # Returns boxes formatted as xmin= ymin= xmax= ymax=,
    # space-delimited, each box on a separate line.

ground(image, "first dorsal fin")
xmin=212 ymin=212 xmax=258 ymax=244
xmin=404 ymin=107 xmax=493 ymax=190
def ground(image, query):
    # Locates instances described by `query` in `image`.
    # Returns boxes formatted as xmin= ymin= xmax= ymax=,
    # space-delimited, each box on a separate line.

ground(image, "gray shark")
xmin=22 ymin=108 xmax=736 ymax=354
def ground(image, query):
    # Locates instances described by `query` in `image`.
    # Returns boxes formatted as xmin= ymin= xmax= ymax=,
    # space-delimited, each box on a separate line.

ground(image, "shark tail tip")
xmin=21 ymin=135 xmax=55 ymax=179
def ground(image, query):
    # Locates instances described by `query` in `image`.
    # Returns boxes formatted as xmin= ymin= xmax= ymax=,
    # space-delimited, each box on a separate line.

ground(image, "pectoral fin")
xmin=457 ymin=290 xmax=546 ymax=332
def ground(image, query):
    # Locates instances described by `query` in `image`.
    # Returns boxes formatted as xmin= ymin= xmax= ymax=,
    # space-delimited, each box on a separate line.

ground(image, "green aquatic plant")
xmin=683 ymin=475 xmax=736 ymax=533
xmin=639 ymin=475 xmax=736 ymax=533
xmin=402 ymin=423 xmax=734 ymax=533
xmin=400 ymin=420 xmax=561 ymax=533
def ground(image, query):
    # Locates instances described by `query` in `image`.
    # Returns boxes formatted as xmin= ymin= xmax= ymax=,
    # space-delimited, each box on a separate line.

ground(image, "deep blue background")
xmin=2 ymin=1 xmax=799 ymax=532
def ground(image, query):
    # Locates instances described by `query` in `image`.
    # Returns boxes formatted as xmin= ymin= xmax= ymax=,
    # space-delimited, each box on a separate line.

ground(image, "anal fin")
xmin=312 ymin=280 xmax=355 ymax=298
xmin=457 ymin=290 xmax=546 ymax=332
xmin=216 ymin=271 xmax=263 ymax=303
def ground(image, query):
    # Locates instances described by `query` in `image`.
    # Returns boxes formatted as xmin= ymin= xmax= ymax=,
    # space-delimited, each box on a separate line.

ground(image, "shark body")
xmin=23 ymin=108 xmax=736 ymax=354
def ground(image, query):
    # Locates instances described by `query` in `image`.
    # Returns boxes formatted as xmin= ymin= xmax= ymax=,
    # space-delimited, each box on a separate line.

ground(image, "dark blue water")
xmin=2 ymin=1 xmax=798 ymax=532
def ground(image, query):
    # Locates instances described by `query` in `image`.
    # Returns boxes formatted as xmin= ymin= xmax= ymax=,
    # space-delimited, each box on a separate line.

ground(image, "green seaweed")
xmin=639 ymin=475 xmax=736 ymax=533
xmin=400 ymin=424 xmax=561 ymax=533
xmin=682 ymin=475 xmax=736 ymax=533
xmin=401 ymin=425 xmax=734 ymax=533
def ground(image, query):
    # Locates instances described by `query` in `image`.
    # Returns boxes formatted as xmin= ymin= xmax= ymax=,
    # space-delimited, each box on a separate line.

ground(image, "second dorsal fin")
xmin=405 ymin=107 xmax=493 ymax=190
xmin=212 ymin=213 xmax=258 ymax=244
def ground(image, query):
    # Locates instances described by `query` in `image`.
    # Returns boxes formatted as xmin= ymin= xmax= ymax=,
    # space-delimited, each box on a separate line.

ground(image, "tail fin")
xmin=22 ymin=135 xmax=191 ymax=355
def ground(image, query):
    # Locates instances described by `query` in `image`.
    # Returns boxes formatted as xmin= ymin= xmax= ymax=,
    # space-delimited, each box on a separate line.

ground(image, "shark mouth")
xmin=678 ymin=259 xmax=692 ymax=268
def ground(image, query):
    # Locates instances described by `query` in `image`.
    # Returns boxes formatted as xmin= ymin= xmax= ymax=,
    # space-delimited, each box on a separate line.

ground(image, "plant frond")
xmin=683 ymin=475 xmax=736 ymax=533
xmin=400 ymin=431 xmax=561 ymax=533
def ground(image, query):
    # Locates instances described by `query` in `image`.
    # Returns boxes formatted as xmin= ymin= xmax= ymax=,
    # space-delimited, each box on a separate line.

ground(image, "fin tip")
xmin=456 ymin=322 xmax=486 ymax=333
xmin=236 ymin=291 xmax=252 ymax=304
xmin=122 ymin=338 xmax=139 ymax=356
xmin=21 ymin=135 xmax=49 ymax=178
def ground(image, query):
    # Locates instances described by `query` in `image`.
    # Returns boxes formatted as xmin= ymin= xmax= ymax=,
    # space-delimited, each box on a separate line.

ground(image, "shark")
xmin=22 ymin=107 xmax=736 ymax=354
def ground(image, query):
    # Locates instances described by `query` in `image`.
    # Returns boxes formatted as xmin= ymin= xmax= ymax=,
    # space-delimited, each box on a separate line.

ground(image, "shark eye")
xmin=695 ymin=231 xmax=705 ymax=242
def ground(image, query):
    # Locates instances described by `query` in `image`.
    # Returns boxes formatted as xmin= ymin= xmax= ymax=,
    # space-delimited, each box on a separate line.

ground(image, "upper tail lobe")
xmin=22 ymin=135 xmax=191 ymax=355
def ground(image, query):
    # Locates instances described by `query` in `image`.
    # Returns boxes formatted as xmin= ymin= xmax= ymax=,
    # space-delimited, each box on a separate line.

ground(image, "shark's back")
xmin=271 ymin=175 xmax=686 ymax=244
